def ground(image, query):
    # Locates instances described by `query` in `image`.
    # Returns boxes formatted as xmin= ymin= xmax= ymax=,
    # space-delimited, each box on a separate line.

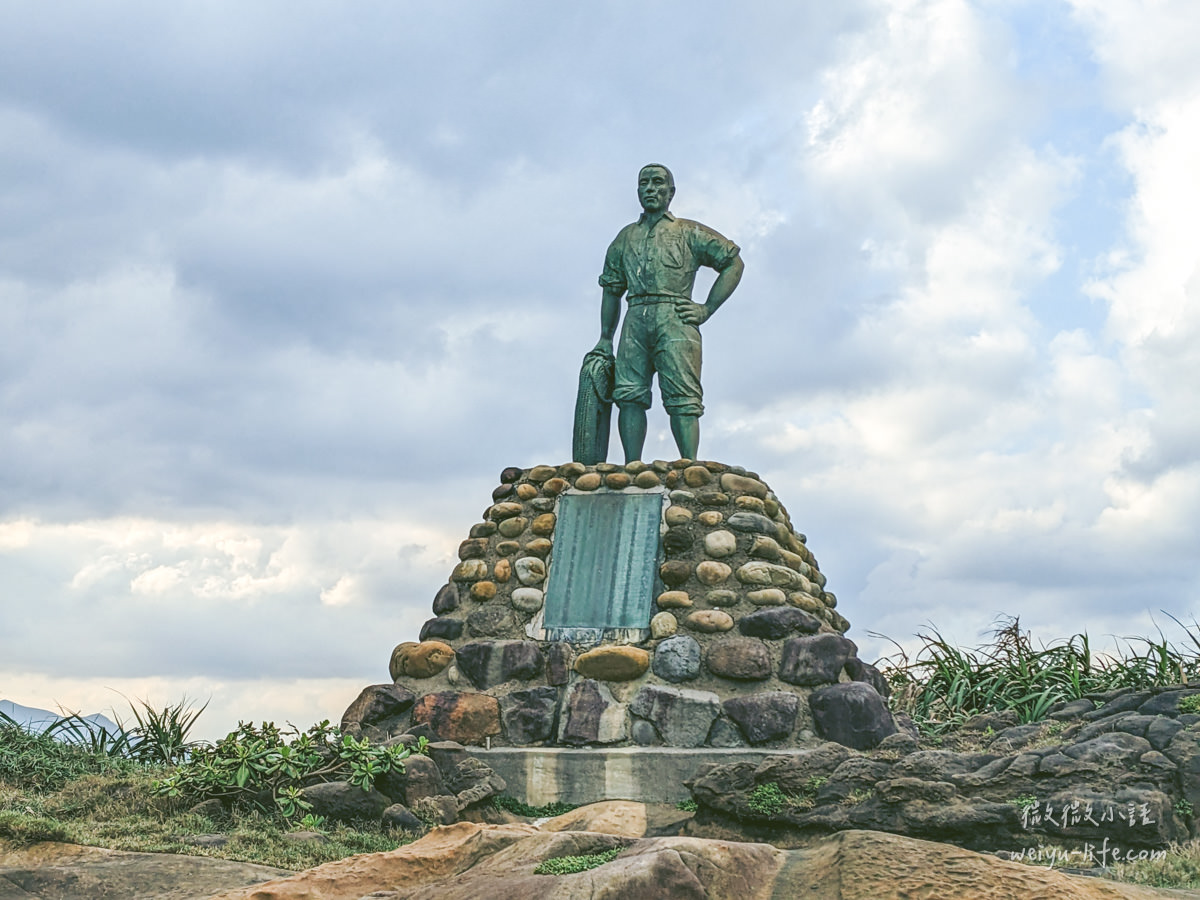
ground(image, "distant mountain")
xmin=0 ymin=699 xmax=124 ymax=741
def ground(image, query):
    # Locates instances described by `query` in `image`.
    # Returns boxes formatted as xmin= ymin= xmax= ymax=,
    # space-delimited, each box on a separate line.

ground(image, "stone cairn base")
xmin=342 ymin=460 xmax=897 ymax=752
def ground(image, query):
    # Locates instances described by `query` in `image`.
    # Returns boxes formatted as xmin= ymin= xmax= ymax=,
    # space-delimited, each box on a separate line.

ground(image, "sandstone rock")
xmin=698 ymin=510 xmax=724 ymax=526
xmin=574 ymin=472 xmax=602 ymax=491
xmin=630 ymin=684 xmax=722 ymax=747
xmin=497 ymin=517 xmax=528 ymax=538
xmin=788 ymin=591 xmax=823 ymax=613
xmin=656 ymin=590 xmax=692 ymax=609
xmin=513 ymin=556 xmax=546 ymax=585
xmin=747 ymin=587 xmax=786 ymax=606
xmin=499 ymin=686 xmax=559 ymax=744
xmin=542 ymin=476 xmax=569 ymax=495
xmin=723 ymin=691 xmax=800 ymax=744
xmin=686 ymin=610 xmax=735 ymax=632
xmin=779 ymin=633 xmax=857 ymax=686
xmin=697 ymin=490 xmax=729 ymax=506
xmin=705 ymin=637 xmax=771 ymax=680
xmin=664 ymin=505 xmax=693 ymax=526
xmin=510 ymin=587 xmax=544 ymax=613
xmin=527 ymin=465 xmax=556 ymax=483
xmin=634 ymin=470 xmax=661 ymax=488
xmin=495 ymin=540 xmax=520 ymax=556
xmin=605 ymin=472 xmax=632 ymax=489
xmin=695 ymin=560 xmax=731 ymax=585
xmin=470 ymin=581 xmax=497 ymax=601
xmin=704 ymin=530 xmax=737 ymax=558
xmin=659 ymin=560 xmax=692 ymax=586
xmin=411 ymin=692 xmax=501 ymax=745
xmin=557 ymin=461 xmax=587 ymax=478
xmin=433 ymin=582 xmax=460 ymax=615
xmin=451 ymin=559 xmax=488 ymax=582
xmin=809 ymin=682 xmax=897 ymax=750
xmin=652 ymin=634 xmax=702 ymax=683
xmin=299 ymin=781 xmax=390 ymax=823
xmin=683 ymin=464 xmax=712 ymax=486
xmin=736 ymin=561 xmax=801 ymax=588
xmin=469 ymin=521 xmax=497 ymax=538
xmin=720 ymin=472 xmax=768 ymax=497
xmin=419 ymin=616 xmax=464 ymax=642
xmin=455 ymin=641 xmax=544 ymax=689
xmin=515 ymin=483 xmax=538 ymax=500
xmin=734 ymin=495 xmax=766 ymax=513
xmin=523 ymin=537 xmax=553 ymax=558
xmin=390 ymin=641 xmax=455 ymax=680
xmin=493 ymin=558 xmax=511 ymax=583
xmin=340 ymin=683 xmax=416 ymax=738
xmin=559 ymin=679 xmax=627 ymax=744
xmin=649 ymin=611 xmax=678 ymax=638
xmin=487 ymin=502 xmax=523 ymax=521
xmin=738 ymin=606 xmax=821 ymax=639
xmin=531 ymin=513 xmax=556 ymax=535
xmin=748 ymin=534 xmax=782 ymax=560
xmin=574 ymin=646 xmax=650 ymax=681
xmin=705 ymin=589 xmax=739 ymax=607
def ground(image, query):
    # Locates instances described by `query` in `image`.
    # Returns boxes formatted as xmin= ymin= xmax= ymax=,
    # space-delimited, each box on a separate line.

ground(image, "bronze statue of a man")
xmin=593 ymin=164 xmax=744 ymax=462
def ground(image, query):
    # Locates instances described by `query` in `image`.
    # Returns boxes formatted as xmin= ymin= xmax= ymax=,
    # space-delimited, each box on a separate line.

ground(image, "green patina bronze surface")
xmin=579 ymin=163 xmax=745 ymax=463
xmin=543 ymin=489 xmax=665 ymax=641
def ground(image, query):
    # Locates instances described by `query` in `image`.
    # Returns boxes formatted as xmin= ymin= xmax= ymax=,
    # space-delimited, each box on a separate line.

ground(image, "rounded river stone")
xmin=542 ymin=477 xmax=569 ymax=495
xmin=528 ymin=465 xmax=556 ymax=483
xmin=531 ymin=513 xmax=556 ymax=536
xmin=634 ymin=471 xmax=661 ymax=488
xmin=488 ymin=502 xmax=523 ymax=521
xmin=523 ymin=538 xmax=553 ymax=558
xmin=495 ymin=540 xmax=520 ymax=556
xmin=657 ymin=590 xmax=693 ymax=610
xmin=664 ymin=506 xmax=693 ymax=526
xmin=514 ymin=557 xmax=546 ymax=585
xmin=605 ymin=472 xmax=632 ymax=490
xmin=659 ymin=560 xmax=692 ymax=586
xmin=497 ymin=517 xmax=528 ymax=538
xmin=748 ymin=588 xmax=786 ymax=606
xmin=705 ymin=530 xmax=737 ymax=558
xmin=706 ymin=638 xmax=771 ymax=680
xmin=696 ymin=560 xmax=732 ymax=585
xmin=451 ymin=559 xmax=487 ymax=583
xmin=650 ymin=611 xmax=678 ymax=638
xmin=685 ymin=610 xmax=734 ymax=633
xmin=574 ymin=646 xmax=650 ymax=681
xmin=697 ymin=510 xmax=723 ymax=526
xmin=575 ymin=473 xmax=602 ymax=491
xmin=683 ymin=465 xmax=712 ymax=487
xmin=706 ymin=589 xmax=739 ymax=607
xmin=470 ymin=581 xmax=497 ymax=601
xmin=515 ymin=483 xmax=539 ymax=501
xmin=511 ymin=587 xmax=544 ymax=613
xmin=493 ymin=558 xmax=512 ymax=583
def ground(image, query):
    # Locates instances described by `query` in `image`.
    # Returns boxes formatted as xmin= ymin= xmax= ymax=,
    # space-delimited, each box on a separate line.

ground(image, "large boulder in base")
xmin=297 ymin=781 xmax=390 ymax=823
xmin=340 ymin=683 xmax=415 ymax=740
xmin=809 ymin=681 xmax=897 ymax=750
xmin=412 ymin=692 xmax=501 ymax=745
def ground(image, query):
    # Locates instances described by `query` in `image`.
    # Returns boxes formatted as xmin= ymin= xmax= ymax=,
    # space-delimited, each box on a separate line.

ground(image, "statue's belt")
xmin=627 ymin=293 xmax=689 ymax=306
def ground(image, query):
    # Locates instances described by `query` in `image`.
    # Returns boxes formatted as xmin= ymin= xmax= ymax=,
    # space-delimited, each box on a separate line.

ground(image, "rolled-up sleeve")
xmin=691 ymin=223 xmax=740 ymax=271
xmin=598 ymin=232 xmax=628 ymax=292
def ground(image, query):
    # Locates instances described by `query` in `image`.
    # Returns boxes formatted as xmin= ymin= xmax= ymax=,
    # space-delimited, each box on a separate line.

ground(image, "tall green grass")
xmin=876 ymin=615 xmax=1200 ymax=732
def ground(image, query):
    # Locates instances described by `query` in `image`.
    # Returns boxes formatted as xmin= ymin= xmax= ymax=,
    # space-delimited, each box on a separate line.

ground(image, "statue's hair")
xmin=639 ymin=163 xmax=675 ymax=192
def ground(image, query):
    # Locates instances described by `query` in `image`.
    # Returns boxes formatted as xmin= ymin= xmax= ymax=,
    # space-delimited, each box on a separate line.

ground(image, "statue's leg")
xmin=669 ymin=414 xmax=699 ymax=461
xmin=618 ymin=403 xmax=648 ymax=463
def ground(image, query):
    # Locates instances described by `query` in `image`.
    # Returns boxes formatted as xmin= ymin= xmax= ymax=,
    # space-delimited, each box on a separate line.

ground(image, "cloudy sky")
xmin=3 ymin=0 xmax=1199 ymax=741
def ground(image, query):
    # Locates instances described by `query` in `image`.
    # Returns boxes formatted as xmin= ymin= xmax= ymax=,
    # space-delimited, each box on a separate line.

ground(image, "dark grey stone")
xmin=376 ymin=753 xmax=443 ymax=806
xmin=546 ymin=642 xmax=573 ymax=685
xmin=738 ymin=607 xmax=821 ymax=639
xmin=844 ymin=657 xmax=891 ymax=699
xmin=629 ymin=684 xmax=721 ymax=748
xmin=432 ymin=582 xmax=460 ymax=615
xmin=726 ymin=512 xmax=778 ymax=535
xmin=663 ymin=525 xmax=694 ymax=554
xmin=499 ymin=687 xmax=559 ymax=744
xmin=1140 ymin=690 xmax=1196 ymax=717
xmin=340 ymin=684 xmax=415 ymax=740
xmin=722 ymin=692 xmax=799 ymax=744
xmin=559 ymin=679 xmax=626 ymax=745
xmin=1147 ymin=717 xmax=1186 ymax=751
xmin=809 ymin=682 xmax=897 ymax=750
xmin=779 ymin=634 xmax=857 ymax=686
xmin=707 ymin=716 xmax=748 ymax=748
xmin=466 ymin=605 xmax=517 ymax=637
xmin=652 ymin=634 xmax=702 ymax=682
xmin=631 ymin=718 xmax=660 ymax=745
xmin=457 ymin=641 xmax=544 ymax=689
xmin=381 ymin=802 xmax=424 ymax=831
xmin=419 ymin=616 xmax=463 ymax=642
xmin=299 ymin=781 xmax=391 ymax=822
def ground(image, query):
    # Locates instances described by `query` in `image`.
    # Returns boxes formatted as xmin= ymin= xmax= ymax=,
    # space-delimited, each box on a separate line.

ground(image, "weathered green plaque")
xmin=543 ymin=489 xmax=665 ymax=642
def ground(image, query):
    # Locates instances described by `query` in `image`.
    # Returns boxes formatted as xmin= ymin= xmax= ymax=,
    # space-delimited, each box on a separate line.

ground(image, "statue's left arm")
xmin=678 ymin=254 xmax=743 ymax=325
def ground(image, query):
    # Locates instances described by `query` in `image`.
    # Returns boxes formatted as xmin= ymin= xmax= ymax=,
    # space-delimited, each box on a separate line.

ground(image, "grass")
xmin=534 ymin=846 xmax=622 ymax=875
xmin=875 ymin=615 xmax=1200 ymax=732
xmin=0 ymin=703 xmax=419 ymax=871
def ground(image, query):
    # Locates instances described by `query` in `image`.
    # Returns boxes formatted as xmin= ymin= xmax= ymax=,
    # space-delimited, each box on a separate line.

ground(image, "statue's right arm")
xmin=594 ymin=286 xmax=623 ymax=354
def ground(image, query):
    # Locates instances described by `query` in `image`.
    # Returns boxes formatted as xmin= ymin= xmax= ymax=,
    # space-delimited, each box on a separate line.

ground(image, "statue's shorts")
xmin=613 ymin=299 xmax=704 ymax=417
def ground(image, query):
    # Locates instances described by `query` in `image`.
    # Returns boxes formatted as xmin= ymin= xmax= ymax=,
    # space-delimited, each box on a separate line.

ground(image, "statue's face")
xmin=638 ymin=167 xmax=673 ymax=214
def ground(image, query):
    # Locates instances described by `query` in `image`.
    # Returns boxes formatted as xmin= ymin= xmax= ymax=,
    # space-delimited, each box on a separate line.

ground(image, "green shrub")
xmin=491 ymin=795 xmax=577 ymax=818
xmin=1179 ymin=695 xmax=1200 ymax=715
xmin=746 ymin=782 xmax=787 ymax=817
xmin=676 ymin=798 xmax=698 ymax=812
xmin=0 ymin=810 xmax=71 ymax=845
xmin=153 ymin=720 xmax=409 ymax=820
xmin=534 ymin=846 xmax=621 ymax=875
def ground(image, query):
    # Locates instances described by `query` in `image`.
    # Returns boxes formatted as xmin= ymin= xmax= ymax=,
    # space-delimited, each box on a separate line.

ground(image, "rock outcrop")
xmin=205 ymin=820 xmax=1195 ymax=900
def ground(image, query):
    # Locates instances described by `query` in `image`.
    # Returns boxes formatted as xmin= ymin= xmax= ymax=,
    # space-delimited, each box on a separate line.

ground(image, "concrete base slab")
xmin=474 ymin=747 xmax=784 ymax=805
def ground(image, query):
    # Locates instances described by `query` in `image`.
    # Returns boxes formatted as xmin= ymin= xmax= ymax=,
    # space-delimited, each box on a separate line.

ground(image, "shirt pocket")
xmin=658 ymin=234 xmax=686 ymax=269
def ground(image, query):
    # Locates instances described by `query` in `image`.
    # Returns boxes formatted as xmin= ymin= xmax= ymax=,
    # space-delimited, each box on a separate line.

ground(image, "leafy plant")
xmin=534 ymin=846 xmax=622 ymax=875
xmin=152 ymin=719 xmax=409 ymax=818
xmin=676 ymin=798 xmax=698 ymax=812
xmin=746 ymin=782 xmax=787 ymax=817
xmin=1180 ymin=695 xmax=1200 ymax=715
xmin=1176 ymin=799 xmax=1194 ymax=819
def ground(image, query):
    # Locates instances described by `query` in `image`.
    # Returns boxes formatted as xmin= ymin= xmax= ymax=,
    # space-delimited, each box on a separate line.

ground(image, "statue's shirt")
xmin=599 ymin=211 xmax=740 ymax=302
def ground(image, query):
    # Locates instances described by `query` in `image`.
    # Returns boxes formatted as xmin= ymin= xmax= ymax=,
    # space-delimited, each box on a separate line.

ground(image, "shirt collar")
xmin=637 ymin=210 xmax=676 ymax=225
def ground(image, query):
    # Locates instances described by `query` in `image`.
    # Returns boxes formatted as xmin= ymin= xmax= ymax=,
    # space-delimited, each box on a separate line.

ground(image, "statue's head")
xmin=638 ymin=163 xmax=675 ymax=214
